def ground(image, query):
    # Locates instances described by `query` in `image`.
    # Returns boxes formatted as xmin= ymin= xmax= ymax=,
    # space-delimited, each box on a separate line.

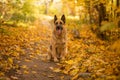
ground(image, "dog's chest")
xmin=56 ymin=38 xmax=65 ymax=45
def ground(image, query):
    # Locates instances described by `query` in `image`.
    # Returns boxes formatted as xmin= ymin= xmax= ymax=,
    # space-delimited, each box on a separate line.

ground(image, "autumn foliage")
xmin=0 ymin=0 xmax=120 ymax=80
xmin=0 ymin=24 xmax=50 ymax=77
xmin=0 ymin=18 xmax=120 ymax=79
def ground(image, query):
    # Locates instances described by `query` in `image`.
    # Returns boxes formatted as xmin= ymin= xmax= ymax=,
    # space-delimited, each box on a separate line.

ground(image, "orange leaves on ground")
xmin=0 ymin=25 xmax=50 ymax=77
xmin=0 ymin=20 xmax=120 ymax=80
xmin=57 ymin=25 xmax=120 ymax=79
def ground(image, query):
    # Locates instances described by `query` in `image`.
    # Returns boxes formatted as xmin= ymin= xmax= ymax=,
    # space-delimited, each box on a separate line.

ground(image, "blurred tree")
xmin=10 ymin=0 xmax=24 ymax=23
xmin=0 ymin=0 xmax=39 ymax=24
xmin=21 ymin=0 xmax=37 ymax=22
xmin=62 ymin=0 xmax=76 ymax=15
xmin=0 ymin=0 xmax=13 ymax=24
xmin=95 ymin=3 xmax=107 ymax=26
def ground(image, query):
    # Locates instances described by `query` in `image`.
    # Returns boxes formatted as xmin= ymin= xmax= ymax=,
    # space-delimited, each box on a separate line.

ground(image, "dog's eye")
xmin=60 ymin=22 xmax=62 ymax=24
xmin=55 ymin=22 xmax=58 ymax=25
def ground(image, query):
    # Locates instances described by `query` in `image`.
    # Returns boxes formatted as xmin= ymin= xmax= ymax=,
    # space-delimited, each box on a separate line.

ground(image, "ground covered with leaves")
xmin=0 ymin=22 xmax=52 ymax=79
xmin=0 ymin=18 xmax=120 ymax=80
xmin=59 ymin=24 xmax=120 ymax=80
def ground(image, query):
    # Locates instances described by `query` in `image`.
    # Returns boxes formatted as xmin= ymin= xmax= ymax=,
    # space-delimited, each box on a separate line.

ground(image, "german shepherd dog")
xmin=47 ymin=15 xmax=67 ymax=62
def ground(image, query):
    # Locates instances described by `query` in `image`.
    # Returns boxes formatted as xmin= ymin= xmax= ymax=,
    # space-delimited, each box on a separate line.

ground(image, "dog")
xmin=47 ymin=15 xmax=67 ymax=62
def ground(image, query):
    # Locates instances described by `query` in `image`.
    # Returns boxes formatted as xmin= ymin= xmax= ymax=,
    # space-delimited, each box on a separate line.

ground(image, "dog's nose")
xmin=56 ymin=26 xmax=63 ymax=30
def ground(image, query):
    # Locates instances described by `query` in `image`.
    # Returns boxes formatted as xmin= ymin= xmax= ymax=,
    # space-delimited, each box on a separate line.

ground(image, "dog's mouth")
xmin=56 ymin=26 xmax=63 ymax=35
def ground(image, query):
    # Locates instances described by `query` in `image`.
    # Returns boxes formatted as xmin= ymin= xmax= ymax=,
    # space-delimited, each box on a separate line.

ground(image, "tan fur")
xmin=47 ymin=15 xmax=67 ymax=62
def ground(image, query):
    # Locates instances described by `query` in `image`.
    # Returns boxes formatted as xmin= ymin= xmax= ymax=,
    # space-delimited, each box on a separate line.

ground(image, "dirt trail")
xmin=16 ymin=55 xmax=70 ymax=80
xmin=14 ymin=17 xmax=71 ymax=80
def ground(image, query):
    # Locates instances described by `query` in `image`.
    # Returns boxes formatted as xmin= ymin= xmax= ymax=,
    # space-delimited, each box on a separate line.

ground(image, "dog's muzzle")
xmin=56 ymin=26 xmax=63 ymax=31
xmin=56 ymin=26 xmax=63 ymax=35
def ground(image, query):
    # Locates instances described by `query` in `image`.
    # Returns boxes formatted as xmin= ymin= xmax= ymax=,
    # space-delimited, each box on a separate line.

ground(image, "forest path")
xmin=16 ymin=55 xmax=70 ymax=80
xmin=1 ymin=15 xmax=119 ymax=80
xmin=14 ymin=16 xmax=71 ymax=80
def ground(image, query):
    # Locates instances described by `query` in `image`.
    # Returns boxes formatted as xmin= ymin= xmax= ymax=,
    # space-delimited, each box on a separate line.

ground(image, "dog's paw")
xmin=47 ymin=55 xmax=51 ymax=61
xmin=61 ymin=57 xmax=65 ymax=61
xmin=54 ymin=58 xmax=59 ymax=62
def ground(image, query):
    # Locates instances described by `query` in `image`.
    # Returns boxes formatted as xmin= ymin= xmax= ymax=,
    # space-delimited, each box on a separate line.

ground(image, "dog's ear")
xmin=54 ymin=15 xmax=57 ymax=24
xmin=61 ymin=14 xmax=65 ymax=24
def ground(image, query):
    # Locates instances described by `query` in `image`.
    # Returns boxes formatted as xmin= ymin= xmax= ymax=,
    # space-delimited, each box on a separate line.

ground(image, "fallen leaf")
xmin=33 ymin=65 xmax=38 ymax=68
xmin=65 ymin=60 xmax=74 ymax=65
xmin=21 ymin=65 xmax=28 ymax=69
xmin=8 ymin=58 xmax=13 ymax=64
xmin=23 ymin=70 xmax=29 ymax=74
xmin=11 ymin=76 xmax=18 ymax=80
xmin=32 ymin=71 xmax=37 ymax=74
xmin=47 ymin=74 xmax=54 ymax=78
xmin=53 ymin=68 xmax=61 ymax=72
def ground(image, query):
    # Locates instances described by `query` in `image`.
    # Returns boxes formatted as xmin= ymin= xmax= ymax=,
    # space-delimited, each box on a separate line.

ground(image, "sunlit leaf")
xmin=65 ymin=60 xmax=74 ymax=65
xmin=21 ymin=65 xmax=28 ymax=69
xmin=53 ymin=68 xmax=61 ymax=73
xmin=10 ymin=76 xmax=18 ymax=80
xmin=0 ymin=72 xmax=4 ymax=76
xmin=33 ymin=65 xmax=38 ymax=68
xmin=8 ymin=58 xmax=13 ymax=64
xmin=32 ymin=71 xmax=37 ymax=74
xmin=47 ymin=74 xmax=54 ymax=78
xmin=23 ymin=70 xmax=29 ymax=74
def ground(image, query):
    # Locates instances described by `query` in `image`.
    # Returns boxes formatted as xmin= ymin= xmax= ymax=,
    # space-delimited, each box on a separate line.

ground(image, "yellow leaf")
xmin=32 ymin=71 xmax=37 ymax=74
xmin=12 ymin=52 xmax=19 ymax=57
xmin=60 ymin=76 xmax=64 ymax=80
xmin=16 ymin=46 xmax=21 ymax=51
xmin=10 ymin=76 xmax=18 ymax=80
xmin=24 ymin=59 xmax=31 ymax=62
xmin=65 ymin=60 xmax=74 ymax=65
xmin=53 ymin=68 xmax=61 ymax=72
xmin=69 ymin=68 xmax=79 ymax=76
xmin=49 ymin=67 xmax=54 ymax=70
xmin=106 ymin=75 xmax=117 ymax=80
xmin=47 ymin=74 xmax=54 ymax=78
xmin=24 ymin=70 xmax=29 ymax=74
xmin=33 ymin=65 xmax=38 ymax=68
xmin=8 ymin=58 xmax=13 ymax=64
xmin=0 ymin=72 xmax=4 ymax=76
xmin=29 ymin=55 xmax=35 ymax=58
xmin=72 ymin=74 xmax=79 ymax=80
xmin=62 ymin=70 xmax=69 ymax=74
xmin=100 ymin=45 xmax=105 ymax=50
xmin=21 ymin=65 xmax=28 ymax=69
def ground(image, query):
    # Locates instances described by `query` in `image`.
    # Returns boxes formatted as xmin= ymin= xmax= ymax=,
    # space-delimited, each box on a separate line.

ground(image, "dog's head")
xmin=54 ymin=15 xmax=66 ymax=36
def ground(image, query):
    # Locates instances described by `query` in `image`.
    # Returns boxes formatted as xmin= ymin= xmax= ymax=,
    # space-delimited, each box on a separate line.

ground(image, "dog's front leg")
xmin=52 ymin=45 xmax=59 ymax=62
xmin=60 ymin=45 xmax=67 ymax=61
